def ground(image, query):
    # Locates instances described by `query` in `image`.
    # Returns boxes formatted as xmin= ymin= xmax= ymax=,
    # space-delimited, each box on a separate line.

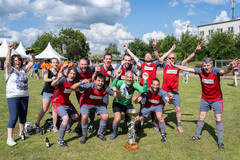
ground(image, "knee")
xmin=62 ymin=115 xmax=69 ymax=123
xmin=175 ymin=107 xmax=181 ymax=113
xmin=114 ymin=115 xmax=121 ymax=122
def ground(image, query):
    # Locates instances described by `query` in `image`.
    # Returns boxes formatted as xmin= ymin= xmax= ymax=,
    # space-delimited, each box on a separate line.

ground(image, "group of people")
xmin=4 ymin=41 xmax=239 ymax=150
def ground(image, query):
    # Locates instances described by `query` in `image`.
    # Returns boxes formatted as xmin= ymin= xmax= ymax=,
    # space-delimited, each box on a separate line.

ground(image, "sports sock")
xmin=196 ymin=120 xmax=205 ymax=137
xmin=77 ymin=123 xmax=81 ymax=128
xmin=97 ymin=118 xmax=107 ymax=135
xmin=177 ymin=122 xmax=181 ymax=127
xmin=89 ymin=112 xmax=95 ymax=125
xmin=159 ymin=120 xmax=166 ymax=135
xmin=81 ymin=121 xmax=88 ymax=137
xmin=112 ymin=123 xmax=119 ymax=134
xmin=58 ymin=124 xmax=66 ymax=141
xmin=66 ymin=118 xmax=75 ymax=131
xmin=216 ymin=120 xmax=223 ymax=142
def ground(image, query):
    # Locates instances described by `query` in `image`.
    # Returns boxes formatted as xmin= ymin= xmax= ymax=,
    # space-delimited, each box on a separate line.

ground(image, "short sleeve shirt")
xmin=115 ymin=63 xmax=138 ymax=80
xmin=141 ymin=88 xmax=167 ymax=107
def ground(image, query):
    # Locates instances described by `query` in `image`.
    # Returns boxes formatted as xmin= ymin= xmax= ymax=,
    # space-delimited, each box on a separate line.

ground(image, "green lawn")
xmin=0 ymin=71 xmax=239 ymax=160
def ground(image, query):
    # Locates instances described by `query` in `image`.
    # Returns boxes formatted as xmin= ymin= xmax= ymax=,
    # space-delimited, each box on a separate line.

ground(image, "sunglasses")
xmin=168 ymin=57 xmax=175 ymax=60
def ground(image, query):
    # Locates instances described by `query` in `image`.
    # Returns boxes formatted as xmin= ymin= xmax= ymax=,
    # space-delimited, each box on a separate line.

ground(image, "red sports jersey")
xmin=100 ymin=64 xmax=112 ymax=86
xmin=145 ymin=90 xmax=163 ymax=106
xmin=140 ymin=62 xmax=158 ymax=87
xmin=120 ymin=66 xmax=132 ymax=80
xmin=199 ymin=70 xmax=222 ymax=101
xmin=52 ymin=78 xmax=75 ymax=108
xmin=162 ymin=64 xmax=180 ymax=91
xmin=81 ymin=86 xmax=109 ymax=105
xmin=76 ymin=70 xmax=93 ymax=82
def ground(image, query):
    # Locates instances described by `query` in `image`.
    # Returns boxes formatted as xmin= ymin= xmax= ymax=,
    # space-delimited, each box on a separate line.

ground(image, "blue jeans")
xmin=7 ymin=97 xmax=29 ymax=128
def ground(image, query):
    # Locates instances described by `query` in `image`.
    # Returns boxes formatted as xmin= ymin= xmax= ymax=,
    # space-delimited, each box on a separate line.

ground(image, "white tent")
xmin=36 ymin=42 xmax=67 ymax=62
xmin=16 ymin=42 xmax=31 ymax=58
xmin=0 ymin=39 xmax=29 ymax=58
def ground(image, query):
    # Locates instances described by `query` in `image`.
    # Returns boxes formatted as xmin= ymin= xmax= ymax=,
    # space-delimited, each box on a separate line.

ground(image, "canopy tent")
xmin=35 ymin=42 xmax=67 ymax=62
xmin=0 ymin=39 xmax=29 ymax=58
xmin=16 ymin=42 xmax=31 ymax=58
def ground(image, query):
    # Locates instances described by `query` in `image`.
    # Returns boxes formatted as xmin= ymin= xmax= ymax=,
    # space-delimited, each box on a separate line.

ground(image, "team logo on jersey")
xmin=105 ymin=77 xmax=110 ymax=81
xmin=202 ymin=78 xmax=214 ymax=84
xmin=144 ymin=66 xmax=154 ymax=71
xmin=63 ymin=89 xmax=72 ymax=93
xmin=121 ymin=93 xmax=132 ymax=99
xmin=148 ymin=99 xmax=159 ymax=104
xmin=166 ymin=69 xmax=177 ymax=74
xmin=90 ymin=95 xmax=103 ymax=99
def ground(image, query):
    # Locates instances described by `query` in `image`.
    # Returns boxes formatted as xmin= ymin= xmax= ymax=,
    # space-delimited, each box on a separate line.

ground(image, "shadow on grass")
xmin=183 ymin=119 xmax=218 ymax=142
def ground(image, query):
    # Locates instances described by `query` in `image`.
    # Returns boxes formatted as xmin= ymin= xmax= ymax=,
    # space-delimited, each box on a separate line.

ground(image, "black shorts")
xmin=34 ymin=70 xmax=38 ymax=73
xmin=112 ymin=102 xmax=134 ymax=114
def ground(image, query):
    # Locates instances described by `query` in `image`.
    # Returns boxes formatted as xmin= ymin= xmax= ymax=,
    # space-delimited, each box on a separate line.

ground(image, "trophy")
xmin=124 ymin=109 xmax=139 ymax=151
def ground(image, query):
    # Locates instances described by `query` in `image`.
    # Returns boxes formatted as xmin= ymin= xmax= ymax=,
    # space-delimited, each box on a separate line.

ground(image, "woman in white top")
xmin=5 ymin=44 xmax=35 ymax=146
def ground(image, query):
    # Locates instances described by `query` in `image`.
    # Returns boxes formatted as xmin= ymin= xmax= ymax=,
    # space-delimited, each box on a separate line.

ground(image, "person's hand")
xmin=121 ymin=60 xmax=125 ymax=66
xmin=168 ymin=60 xmax=174 ymax=67
xmin=167 ymin=93 xmax=173 ymax=100
xmin=107 ymin=71 xmax=112 ymax=76
xmin=82 ymin=79 xmax=90 ymax=84
xmin=132 ymin=96 xmax=139 ymax=104
xmin=137 ymin=62 xmax=142 ymax=69
xmin=57 ymin=72 xmax=63 ymax=79
xmin=112 ymin=87 xmax=118 ymax=92
xmin=195 ymin=42 xmax=202 ymax=53
xmin=51 ymin=77 xmax=57 ymax=81
xmin=230 ymin=58 xmax=240 ymax=68
xmin=95 ymin=64 xmax=100 ymax=72
xmin=123 ymin=44 xmax=128 ymax=50
xmin=62 ymin=64 xmax=68 ymax=69
xmin=152 ymin=39 xmax=157 ymax=49
xmin=142 ymin=72 xmax=149 ymax=81
xmin=171 ymin=44 xmax=176 ymax=51
xmin=8 ymin=44 xmax=14 ymax=50
xmin=115 ymin=69 xmax=122 ymax=78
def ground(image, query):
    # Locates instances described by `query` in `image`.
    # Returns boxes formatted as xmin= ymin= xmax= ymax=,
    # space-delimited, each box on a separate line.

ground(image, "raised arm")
xmin=124 ymin=44 xmax=139 ymax=64
xmin=153 ymin=39 xmax=176 ymax=65
xmin=71 ymin=80 xmax=91 ymax=91
xmin=134 ymin=72 xmax=148 ymax=93
xmin=111 ymin=87 xmax=121 ymax=99
xmin=25 ymin=51 xmax=35 ymax=73
xmin=169 ymin=60 xmax=195 ymax=73
xmin=219 ymin=58 xmax=239 ymax=75
xmin=51 ymin=72 xmax=64 ymax=87
xmin=182 ymin=42 xmax=202 ymax=66
xmin=5 ymin=44 xmax=13 ymax=74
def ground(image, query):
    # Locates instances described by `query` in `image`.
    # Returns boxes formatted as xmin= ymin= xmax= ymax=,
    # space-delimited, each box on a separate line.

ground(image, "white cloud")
xmin=164 ymin=24 xmax=168 ymax=28
xmin=213 ymin=10 xmax=230 ymax=23
xmin=81 ymin=23 xmax=134 ymax=54
xmin=187 ymin=8 xmax=196 ymax=15
xmin=172 ymin=20 xmax=198 ymax=38
xmin=142 ymin=31 xmax=166 ymax=43
xmin=31 ymin=0 xmax=131 ymax=29
xmin=182 ymin=0 xmax=228 ymax=5
xmin=169 ymin=0 xmax=179 ymax=7
xmin=8 ymin=12 xmax=26 ymax=20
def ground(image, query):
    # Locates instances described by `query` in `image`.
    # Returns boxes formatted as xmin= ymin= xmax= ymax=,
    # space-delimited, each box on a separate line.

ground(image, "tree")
xmin=127 ymin=38 xmax=149 ymax=58
xmin=207 ymin=31 xmax=236 ymax=60
xmin=58 ymin=27 xmax=90 ymax=60
xmin=104 ymin=43 xmax=121 ymax=57
xmin=160 ymin=34 xmax=177 ymax=53
xmin=13 ymin=42 xmax=19 ymax=50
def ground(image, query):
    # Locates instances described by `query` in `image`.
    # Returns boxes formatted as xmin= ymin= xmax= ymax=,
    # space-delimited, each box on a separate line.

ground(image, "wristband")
xmin=154 ymin=48 xmax=157 ymax=51
xmin=173 ymin=64 xmax=175 ymax=68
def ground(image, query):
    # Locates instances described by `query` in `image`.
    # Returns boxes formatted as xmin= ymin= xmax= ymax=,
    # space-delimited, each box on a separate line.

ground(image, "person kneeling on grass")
xmin=171 ymin=57 xmax=239 ymax=150
xmin=71 ymin=72 xmax=121 ymax=144
xmin=51 ymin=65 xmax=80 ymax=147
xmin=109 ymin=71 xmax=148 ymax=140
xmin=133 ymin=78 xmax=173 ymax=142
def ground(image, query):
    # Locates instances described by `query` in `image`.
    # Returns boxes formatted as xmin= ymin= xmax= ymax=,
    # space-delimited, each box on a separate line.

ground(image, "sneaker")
xmin=19 ymin=131 xmax=30 ymax=137
xmin=88 ymin=124 xmax=94 ymax=133
xmin=182 ymin=80 xmax=185 ymax=82
xmin=80 ymin=136 xmax=88 ymax=144
xmin=66 ymin=129 xmax=76 ymax=133
xmin=97 ymin=134 xmax=106 ymax=141
xmin=189 ymin=135 xmax=201 ymax=141
xmin=186 ymin=81 xmax=188 ymax=83
xmin=217 ymin=141 xmax=224 ymax=149
xmin=53 ymin=126 xmax=58 ymax=132
xmin=75 ymin=126 xmax=82 ymax=134
xmin=58 ymin=140 xmax=68 ymax=147
xmin=109 ymin=133 xmax=117 ymax=140
xmin=161 ymin=134 xmax=166 ymax=142
xmin=155 ymin=125 xmax=160 ymax=131
xmin=177 ymin=126 xmax=184 ymax=133
xmin=7 ymin=138 xmax=17 ymax=146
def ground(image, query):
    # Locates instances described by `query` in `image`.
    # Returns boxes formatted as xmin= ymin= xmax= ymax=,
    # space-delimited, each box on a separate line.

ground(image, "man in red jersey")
xmin=51 ymin=65 xmax=79 ymax=147
xmin=171 ymin=57 xmax=239 ymax=149
xmin=71 ymin=72 xmax=121 ymax=144
xmin=154 ymin=40 xmax=202 ymax=133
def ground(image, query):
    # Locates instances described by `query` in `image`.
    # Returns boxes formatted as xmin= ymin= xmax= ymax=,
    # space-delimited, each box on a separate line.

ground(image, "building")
xmin=198 ymin=19 xmax=240 ymax=39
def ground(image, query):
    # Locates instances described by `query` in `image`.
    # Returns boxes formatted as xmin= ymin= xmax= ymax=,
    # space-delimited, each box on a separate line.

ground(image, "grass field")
xmin=0 ymin=71 xmax=239 ymax=160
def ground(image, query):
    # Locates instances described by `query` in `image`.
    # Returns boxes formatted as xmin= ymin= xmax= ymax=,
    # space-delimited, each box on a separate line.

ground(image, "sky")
xmin=0 ymin=0 xmax=240 ymax=54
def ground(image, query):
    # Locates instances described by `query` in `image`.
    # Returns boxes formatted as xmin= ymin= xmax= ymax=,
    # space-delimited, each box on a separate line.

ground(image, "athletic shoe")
xmin=58 ymin=140 xmax=68 ymax=147
xmin=88 ymin=124 xmax=94 ymax=133
xmin=182 ymin=81 xmax=185 ymax=82
xmin=186 ymin=81 xmax=188 ymax=83
xmin=75 ymin=126 xmax=82 ymax=134
xmin=155 ymin=125 xmax=159 ymax=131
xmin=109 ymin=133 xmax=117 ymax=140
xmin=161 ymin=134 xmax=166 ymax=142
xmin=52 ymin=126 xmax=58 ymax=132
xmin=7 ymin=138 xmax=17 ymax=146
xmin=151 ymin=121 xmax=158 ymax=127
xmin=19 ymin=131 xmax=30 ymax=137
xmin=80 ymin=136 xmax=87 ymax=144
xmin=177 ymin=126 xmax=184 ymax=133
xmin=217 ymin=142 xmax=224 ymax=149
xmin=189 ymin=135 xmax=201 ymax=141
xmin=66 ymin=129 xmax=76 ymax=133
xmin=97 ymin=134 xmax=107 ymax=141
